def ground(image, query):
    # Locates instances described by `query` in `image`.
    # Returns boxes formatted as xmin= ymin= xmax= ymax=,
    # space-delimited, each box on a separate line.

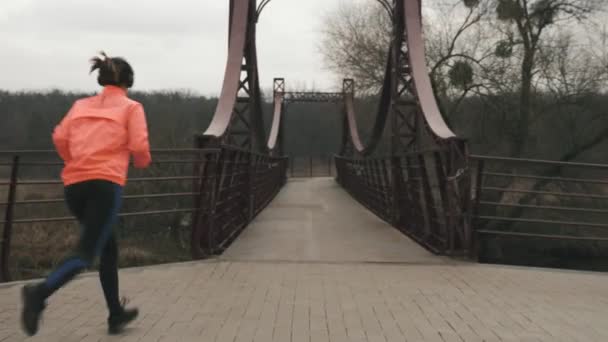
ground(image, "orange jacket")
xmin=53 ymin=86 xmax=151 ymax=186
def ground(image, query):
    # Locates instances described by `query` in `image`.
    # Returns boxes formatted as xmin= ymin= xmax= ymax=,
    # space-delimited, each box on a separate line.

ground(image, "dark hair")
xmin=90 ymin=51 xmax=134 ymax=88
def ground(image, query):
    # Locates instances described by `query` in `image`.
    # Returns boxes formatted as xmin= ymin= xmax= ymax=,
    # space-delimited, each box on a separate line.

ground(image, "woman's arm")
xmin=127 ymin=103 xmax=151 ymax=169
xmin=52 ymin=105 xmax=75 ymax=162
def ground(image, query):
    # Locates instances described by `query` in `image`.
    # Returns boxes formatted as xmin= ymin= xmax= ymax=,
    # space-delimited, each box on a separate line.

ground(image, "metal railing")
xmin=0 ymin=147 xmax=288 ymax=282
xmin=288 ymin=156 xmax=335 ymax=178
xmin=0 ymin=149 xmax=215 ymax=282
xmin=335 ymin=148 xmax=471 ymax=256
xmin=0 ymin=146 xmax=288 ymax=282
xmin=470 ymin=155 xmax=608 ymax=266
xmin=190 ymin=145 xmax=288 ymax=257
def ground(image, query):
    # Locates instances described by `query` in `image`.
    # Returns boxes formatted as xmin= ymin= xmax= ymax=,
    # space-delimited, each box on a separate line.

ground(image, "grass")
xmin=8 ymin=220 xmax=191 ymax=281
xmin=2 ymin=183 xmax=192 ymax=281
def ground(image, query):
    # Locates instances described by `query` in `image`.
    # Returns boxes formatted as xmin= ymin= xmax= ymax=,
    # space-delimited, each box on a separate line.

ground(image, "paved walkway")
xmin=1 ymin=179 xmax=607 ymax=341
xmin=223 ymin=178 xmax=442 ymax=264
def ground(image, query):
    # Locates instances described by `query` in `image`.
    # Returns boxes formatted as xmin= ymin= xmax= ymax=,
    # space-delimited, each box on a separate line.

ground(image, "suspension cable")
xmin=376 ymin=0 xmax=394 ymax=18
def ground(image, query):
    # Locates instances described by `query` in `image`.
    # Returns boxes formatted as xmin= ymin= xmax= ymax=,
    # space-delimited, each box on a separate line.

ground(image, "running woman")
xmin=21 ymin=52 xmax=151 ymax=336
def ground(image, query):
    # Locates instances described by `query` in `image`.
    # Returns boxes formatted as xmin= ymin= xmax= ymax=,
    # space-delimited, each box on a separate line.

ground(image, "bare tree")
xmin=319 ymin=1 xmax=391 ymax=95
xmin=532 ymin=32 xmax=608 ymax=158
xmin=425 ymin=0 xmax=493 ymax=114
xmin=319 ymin=0 xmax=607 ymax=159
xmin=489 ymin=0 xmax=604 ymax=156
xmin=319 ymin=0 xmax=488 ymax=113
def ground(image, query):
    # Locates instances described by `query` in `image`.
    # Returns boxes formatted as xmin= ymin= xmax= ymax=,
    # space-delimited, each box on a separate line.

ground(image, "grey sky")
xmin=0 ymin=0 xmax=354 ymax=95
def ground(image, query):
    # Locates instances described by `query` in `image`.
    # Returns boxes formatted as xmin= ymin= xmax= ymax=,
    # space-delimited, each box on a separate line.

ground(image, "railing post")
xmin=310 ymin=156 xmax=313 ymax=178
xmin=248 ymin=153 xmax=256 ymax=220
xmin=191 ymin=136 xmax=222 ymax=258
xmin=433 ymin=151 xmax=452 ymax=252
xmin=470 ymin=159 xmax=485 ymax=260
xmin=1 ymin=156 xmax=19 ymax=283
xmin=380 ymin=159 xmax=391 ymax=213
xmin=368 ymin=160 xmax=377 ymax=215
xmin=391 ymin=156 xmax=403 ymax=227
xmin=461 ymin=163 xmax=473 ymax=257
xmin=282 ymin=158 xmax=288 ymax=185
xmin=191 ymin=144 xmax=204 ymax=257
xmin=418 ymin=153 xmax=440 ymax=249
xmin=335 ymin=156 xmax=341 ymax=184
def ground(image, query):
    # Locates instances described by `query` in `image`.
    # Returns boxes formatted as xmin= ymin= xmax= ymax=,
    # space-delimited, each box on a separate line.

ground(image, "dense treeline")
xmin=1 ymin=90 xmax=606 ymax=163
xmin=0 ymin=90 xmax=214 ymax=151
xmin=0 ymin=90 xmax=377 ymax=157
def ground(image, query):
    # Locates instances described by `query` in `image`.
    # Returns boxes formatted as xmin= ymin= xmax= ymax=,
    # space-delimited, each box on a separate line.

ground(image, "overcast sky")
xmin=0 ymin=0 xmax=357 ymax=95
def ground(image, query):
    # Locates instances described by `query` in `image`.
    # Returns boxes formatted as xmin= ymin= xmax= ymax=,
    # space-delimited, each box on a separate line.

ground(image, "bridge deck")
xmin=224 ymin=178 xmax=442 ymax=264
xmin=1 ymin=179 xmax=607 ymax=341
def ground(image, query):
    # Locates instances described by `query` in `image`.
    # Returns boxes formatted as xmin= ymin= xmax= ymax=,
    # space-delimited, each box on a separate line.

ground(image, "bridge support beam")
xmin=273 ymin=78 xmax=286 ymax=157
xmin=336 ymin=0 xmax=472 ymax=256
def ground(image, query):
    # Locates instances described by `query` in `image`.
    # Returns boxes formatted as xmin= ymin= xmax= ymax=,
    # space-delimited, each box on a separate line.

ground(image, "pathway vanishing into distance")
xmin=223 ymin=178 xmax=443 ymax=264
xmin=1 ymin=178 xmax=607 ymax=341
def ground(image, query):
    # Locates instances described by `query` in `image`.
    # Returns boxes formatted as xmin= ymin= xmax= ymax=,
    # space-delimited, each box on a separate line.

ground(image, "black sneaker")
xmin=108 ymin=297 xmax=139 ymax=335
xmin=21 ymin=284 xmax=46 ymax=336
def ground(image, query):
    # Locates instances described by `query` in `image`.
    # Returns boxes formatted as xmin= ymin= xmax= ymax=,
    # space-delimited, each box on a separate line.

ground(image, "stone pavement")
xmin=0 ymin=178 xmax=607 ymax=341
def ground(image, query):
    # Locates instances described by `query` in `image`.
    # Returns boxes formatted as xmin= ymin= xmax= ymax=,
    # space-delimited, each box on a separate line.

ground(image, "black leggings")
xmin=41 ymin=180 xmax=123 ymax=315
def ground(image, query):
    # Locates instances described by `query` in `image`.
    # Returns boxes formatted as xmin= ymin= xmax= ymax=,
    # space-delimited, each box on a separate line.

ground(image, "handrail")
xmin=471 ymin=155 xmax=608 ymax=170
xmin=1 ymin=148 xmax=213 ymax=282
xmin=471 ymin=155 xmax=608 ymax=266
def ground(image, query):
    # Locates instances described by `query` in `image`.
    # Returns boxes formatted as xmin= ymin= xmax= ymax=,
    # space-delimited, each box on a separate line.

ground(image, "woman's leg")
xmin=40 ymin=181 xmax=122 ymax=297
xmin=21 ymin=180 xmax=122 ymax=336
xmin=97 ymin=197 xmax=139 ymax=335
xmin=99 ymin=234 xmax=121 ymax=315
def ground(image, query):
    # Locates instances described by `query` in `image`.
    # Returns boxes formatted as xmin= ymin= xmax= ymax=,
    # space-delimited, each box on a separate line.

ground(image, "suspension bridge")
xmin=1 ymin=0 xmax=607 ymax=340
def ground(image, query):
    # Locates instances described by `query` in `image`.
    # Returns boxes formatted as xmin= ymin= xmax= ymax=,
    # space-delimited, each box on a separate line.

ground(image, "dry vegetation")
xmin=8 ymin=219 xmax=191 ymax=281
xmin=1 ymin=169 xmax=192 ymax=281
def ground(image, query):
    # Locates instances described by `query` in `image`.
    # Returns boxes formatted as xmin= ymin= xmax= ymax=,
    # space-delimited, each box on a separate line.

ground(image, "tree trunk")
xmin=512 ymin=49 xmax=535 ymax=157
